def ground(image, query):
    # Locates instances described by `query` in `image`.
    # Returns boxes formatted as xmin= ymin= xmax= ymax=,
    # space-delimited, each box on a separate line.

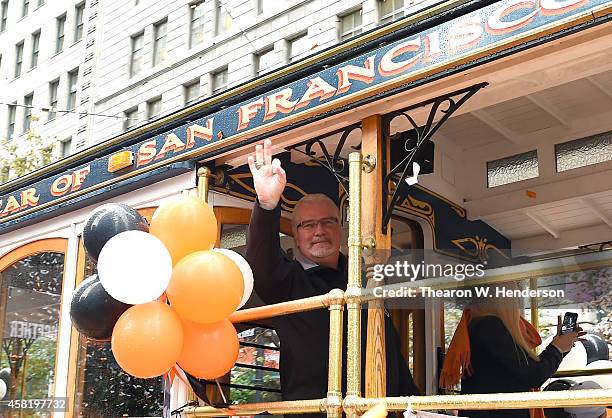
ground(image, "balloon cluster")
xmin=70 ymin=197 xmax=253 ymax=380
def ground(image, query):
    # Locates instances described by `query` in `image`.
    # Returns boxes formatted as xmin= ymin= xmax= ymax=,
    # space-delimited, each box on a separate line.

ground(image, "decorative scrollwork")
xmin=380 ymin=83 xmax=487 ymax=233
xmin=286 ymin=124 xmax=362 ymax=195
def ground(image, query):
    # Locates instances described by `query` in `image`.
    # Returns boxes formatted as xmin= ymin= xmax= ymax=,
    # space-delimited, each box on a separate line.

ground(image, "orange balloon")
xmin=167 ymin=250 xmax=244 ymax=323
xmin=111 ymin=302 xmax=184 ymax=378
xmin=150 ymin=196 xmax=218 ymax=265
xmin=178 ymin=319 xmax=239 ymax=379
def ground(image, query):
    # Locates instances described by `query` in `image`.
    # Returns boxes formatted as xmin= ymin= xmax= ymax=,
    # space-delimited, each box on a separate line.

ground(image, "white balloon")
xmin=213 ymin=248 xmax=254 ymax=309
xmin=98 ymin=231 xmax=172 ymax=304
xmin=0 ymin=379 xmax=6 ymax=399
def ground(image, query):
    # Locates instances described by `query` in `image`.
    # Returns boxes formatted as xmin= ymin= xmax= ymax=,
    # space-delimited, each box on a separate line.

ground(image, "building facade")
xmin=1 ymin=0 xmax=428 ymax=175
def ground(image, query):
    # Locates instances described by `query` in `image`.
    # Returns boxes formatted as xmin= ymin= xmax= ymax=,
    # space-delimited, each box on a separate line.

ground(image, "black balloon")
xmin=70 ymin=275 xmax=132 ymax=341
xmin=83 ymin=203 xmax=148 ymax=261
xmin=0 ymin=367 xmax=10 ymax=384
xmin=583 ymin=333 xmax=610 ymax=364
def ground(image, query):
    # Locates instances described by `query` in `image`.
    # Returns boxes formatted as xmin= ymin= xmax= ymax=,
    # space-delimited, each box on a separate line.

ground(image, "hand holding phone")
xmin=560 ymin=312 xmax=578 ymax=335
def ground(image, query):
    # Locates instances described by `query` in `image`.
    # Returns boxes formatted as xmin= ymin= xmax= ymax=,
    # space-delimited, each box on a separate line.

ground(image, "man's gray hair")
xmin=292 ymin=193 xmax=341 ymax=231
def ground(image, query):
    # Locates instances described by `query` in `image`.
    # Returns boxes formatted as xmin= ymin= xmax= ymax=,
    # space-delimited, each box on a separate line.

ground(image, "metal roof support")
xmin=380 ymin=83 xmax=487 ymax=234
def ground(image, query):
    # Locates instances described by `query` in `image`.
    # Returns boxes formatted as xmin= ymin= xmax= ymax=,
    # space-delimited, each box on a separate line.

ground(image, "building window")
xmin=60 ymin=137 xmax=72 ymax=157
xmin=75 ymin=2 xmax=85 ymax=42
xmin=555 ymin=131 xmax=612 ymax=172
xmin=153 ymin=19 xmax=167 ymax=66
xmin=23 ymin=93 xmax=33 ymax=132
xmin=48 ymin=79 xmax=59 ymax=120
xmin=256 ymin=0 xmax=271 ymax=15
xmin=15 ymin=41 xmax=24 ymax=78
xmin=212 ymin=67 xmax=228 ymax=94
xmin=67 ymin=68 xmax=78 ymax=111
xmin=215 ymin=0 xmax=232 ymax=36
xmin=31 ymin=31 xmax=40 ymax=68
xmin=56 ymin=14 xmax=66 ymax=53
xmin=7 ymin=103 xmax=16 ymax=139
xmin=379 ymin=0 xmax=404 ymax=25
xmin=124 ymin=107 xmax=138 ymax=130
xmin=288 ymin=32 xmax=308 ymax=62
xmin=22 ymin=0 xmax=28 ymax=17
xmin=487 ymin=150 xmax=539 ymax=188
xmin=1 ymin=1 xmax=8 ymax=32
xmin=147 ymin=97 xmax=161 ymax=120
xmin=255 ymin=47 xmax=274 ymax=76
xmin=189 ymin=1 xmax=205 ymax=47
xmin=184 ymin=80 xmax=200 ymax=105
xmin=130 ymin=32 xmax=144 ymax=77
xmin=37 ymin=0 xmax=42 ymax=6
xmin=339 ymin=9 xmax=363 ymax=41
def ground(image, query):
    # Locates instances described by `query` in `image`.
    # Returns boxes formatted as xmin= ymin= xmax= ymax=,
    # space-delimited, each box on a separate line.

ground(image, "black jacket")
xmin=245 ymin=203 xmax=419 ymax=412
xmin=460 ymin=316 xmax=563 ymax=418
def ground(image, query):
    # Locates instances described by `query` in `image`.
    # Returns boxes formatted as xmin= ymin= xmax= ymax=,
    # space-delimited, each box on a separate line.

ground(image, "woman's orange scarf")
xmin=439 ymin=309 xmax=544 ymax=418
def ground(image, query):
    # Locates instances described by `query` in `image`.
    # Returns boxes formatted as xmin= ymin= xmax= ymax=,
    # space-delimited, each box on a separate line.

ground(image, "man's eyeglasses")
xmin=296 ymin=217 xmax=339 ymax=232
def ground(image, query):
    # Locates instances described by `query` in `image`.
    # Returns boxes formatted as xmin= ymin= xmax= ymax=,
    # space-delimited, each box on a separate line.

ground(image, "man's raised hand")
xmin=247 ymin=139 xmax=286 ymax=210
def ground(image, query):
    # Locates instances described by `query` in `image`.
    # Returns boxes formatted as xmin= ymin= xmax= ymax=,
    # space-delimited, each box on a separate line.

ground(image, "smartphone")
xmin=560 ymin=312 xmax=578 ymax=335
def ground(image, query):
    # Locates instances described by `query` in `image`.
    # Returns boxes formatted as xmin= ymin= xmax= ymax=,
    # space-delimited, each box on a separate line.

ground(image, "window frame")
xmin=288 ymin=32 xmax=309 ymax=63
xmin=15 ymin=41 xmax=24 ymax=78
xmin=255 ymin=46 xmax=275 ymax=76
xmin=379 ymin=0 xmax=404 ymax=25
xmin=23 ymin=92 xmax=33 ymax=133
xmin=184 ymin=79 xmax=201 ymax=105
xmin=56 ymin=14 xmax=66 ymax=53
xmin=30 ymin=30 xmax=40 ymax=69
xmin=48 ymin=79 xmax=59 ymax=121
xmin=338 ymin=8 xmax=363 ymax=41
xmin=129 ymin=31 xmax=144 ymax=77
xmin=146 ymin=97 xmax=162 ymax=120
xmin=74 ymin=2 xmax=85 ymax=42
xmin=1 ymin=0 xmax=8 ymax=32
xmin=189 ymin=0 xmax=205 ymax=47
xmin=153 ymin=18 xmax=167 ymax=67
xmin=211 ymin=67 xmax=228 ymax=94
xmin=215 ymin=0 xmax=232 ymax=36
xmin=67 ymin=68 xmax=79 ymax=111
xmin=7 ymin=102 xmax=17 ymax=139
xmin=124 ymin=107 xmax=139 ymax=130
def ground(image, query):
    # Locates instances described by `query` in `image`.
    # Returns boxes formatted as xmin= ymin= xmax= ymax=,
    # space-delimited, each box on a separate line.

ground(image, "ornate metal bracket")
xmin=285 ymin=123 xmax=362 ymax=196
xmin=380 ymin=83 xmax=488 ymax=233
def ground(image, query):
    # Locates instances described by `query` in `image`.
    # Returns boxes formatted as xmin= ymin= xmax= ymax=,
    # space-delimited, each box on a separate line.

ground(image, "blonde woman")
xmin=441 ymin=283 xmax=584 ymax=418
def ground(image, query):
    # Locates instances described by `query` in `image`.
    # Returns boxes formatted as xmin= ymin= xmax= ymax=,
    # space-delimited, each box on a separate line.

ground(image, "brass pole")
xmin=350 ymin=390 xmax=612 ymax=412
xmin=183 ymin=399 xmax=325 ymax=417
xmin=197 ymin=167 xmax=215 ymax=203
xmin=345 ymin=152 xmax=363 ymax=418
xmin=230 ymin=294 xmax=330 ymax=323
xmin=326 ymin=289 xmax=345 ymax=418
xmin=182 ymin=390 xmax=612 ymax=416
xmin=530 ymin=277 xmax=539 ymax=332
xmin=554 ymin=367 xmax=612 ymax=378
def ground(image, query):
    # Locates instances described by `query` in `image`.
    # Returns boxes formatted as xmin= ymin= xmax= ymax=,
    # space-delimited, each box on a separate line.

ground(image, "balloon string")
xmin=215 ymin=379 xmax=228 ymax=405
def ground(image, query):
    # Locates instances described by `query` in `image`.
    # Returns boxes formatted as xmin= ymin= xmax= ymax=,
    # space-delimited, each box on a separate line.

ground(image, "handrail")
xmin=182 ymin=390 xmax=612 ymax=416
xmin=229 ymin=293 xmax=333 ymax=323
xmin=183 ymin=398 xmax=326 ymax=416
xmin=553 ymin=367 xmax=612 ymax=378
xmin=349 ymin=390 xmax=612 ymax=412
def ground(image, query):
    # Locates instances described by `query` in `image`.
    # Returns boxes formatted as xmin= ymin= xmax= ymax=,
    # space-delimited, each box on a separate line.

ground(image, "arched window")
xmin=0 ymin=238 xmax=68 ymax=411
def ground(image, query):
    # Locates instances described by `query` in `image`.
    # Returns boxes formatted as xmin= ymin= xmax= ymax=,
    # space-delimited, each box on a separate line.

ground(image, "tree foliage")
xmin=0 ymin=123 xmax=59 ymax=184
